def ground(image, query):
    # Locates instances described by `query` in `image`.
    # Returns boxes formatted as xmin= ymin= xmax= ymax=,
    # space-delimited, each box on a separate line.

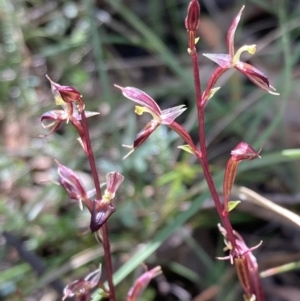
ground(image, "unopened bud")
xmin=46 ymin=75 xmax=82 ymax=104
xmin=56 ymin=161 xmax=88 ymax=202
xmin=90 ymin=200 xmax=116 ymax=232
xmin=231 ymin=142 xmax=261 ymax=161
xmin=185 ymin=0 xmax=200 ymax=31
xmin=127 ymin=266 xmax=162 ymax=301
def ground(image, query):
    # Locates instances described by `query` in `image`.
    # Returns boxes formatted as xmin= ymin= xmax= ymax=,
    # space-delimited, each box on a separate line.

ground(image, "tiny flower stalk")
xmin=223 ymin=142 xmax=261 ymax=213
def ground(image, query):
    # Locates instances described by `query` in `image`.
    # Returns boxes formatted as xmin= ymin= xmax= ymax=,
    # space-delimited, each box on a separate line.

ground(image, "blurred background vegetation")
xmin=1 ymin=0 xmax=300 ymax=300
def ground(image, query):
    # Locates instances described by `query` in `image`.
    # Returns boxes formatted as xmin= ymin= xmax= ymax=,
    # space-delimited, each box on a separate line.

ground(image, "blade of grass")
xmin=105 ymin=0 xmax=192 ymax=87
xmin=254 ymin=0 xmax=292 ymax=147
xmin=168 ymin=261 xmax=203 ymax=283
xmin=87 ymin=0 xmax=112 ymax=102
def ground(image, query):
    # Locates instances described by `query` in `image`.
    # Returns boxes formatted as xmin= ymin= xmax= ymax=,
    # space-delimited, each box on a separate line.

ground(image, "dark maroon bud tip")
xmin=90 ymin=201 xmax=116 ymax=233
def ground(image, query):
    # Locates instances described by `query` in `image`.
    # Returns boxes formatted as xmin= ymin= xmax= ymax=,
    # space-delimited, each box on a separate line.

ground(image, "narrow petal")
xmin=39 ymin=121 xmax=62 ymax=137
xmin=123 ymin=120 xmax=160 ymax=159
xmin=161 ymin=105 xmax=187 ymax=125
xmin=115 ymin=85 xmax=161 ymax=117
xmin=56 ymin=160 xmax=92 ymax=211
xmin=202 ymin=53 xmax=232 ymax=68
xmin=235 ymin=62 xmax=279 ymax=95
xmin=73 ymin=110 xmax=100 ymax=120
xmin=46 ymin=75 xmax=82 ymax=104
xmin=227 ymin=6 xmax=245 ymax=57
xmin=105 ymin=172 xmax=124 ymax=200
xmin=41 ymin=110 xmax=68 ymax=122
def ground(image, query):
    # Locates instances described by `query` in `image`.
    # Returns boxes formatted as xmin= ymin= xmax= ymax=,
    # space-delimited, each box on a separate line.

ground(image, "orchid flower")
xmin=203 ymin=6 xmax=279 ymax=97
xmin=115 ymin=85 xmax=187 ymax=159
xmin=56 ymin=160 xmax=124 ymax=233
xmin=41 ymin=75 xmax=99 ymax=137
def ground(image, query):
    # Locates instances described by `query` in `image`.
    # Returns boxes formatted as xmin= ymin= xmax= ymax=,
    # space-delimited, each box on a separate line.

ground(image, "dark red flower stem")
xmin=79 ymin=105 xmax=116 ymax=301
xmin=190 ymin=50 xmax=237 ymax=249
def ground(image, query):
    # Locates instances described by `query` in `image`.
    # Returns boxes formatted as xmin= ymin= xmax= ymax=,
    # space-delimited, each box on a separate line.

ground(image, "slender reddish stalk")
xmin=190 ymin=50 xmax=237 ymax=249
xmin=80 ymin=107 xmax=116 ymax=301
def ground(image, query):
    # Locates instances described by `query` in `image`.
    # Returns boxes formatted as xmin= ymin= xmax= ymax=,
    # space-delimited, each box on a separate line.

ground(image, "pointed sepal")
xmin=46 ymin=75 xmax=82 ymax=105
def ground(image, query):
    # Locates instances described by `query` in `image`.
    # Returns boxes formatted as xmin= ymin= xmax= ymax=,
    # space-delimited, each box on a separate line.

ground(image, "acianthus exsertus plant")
xmin=40 ymin=1 xmax=279 ymax=300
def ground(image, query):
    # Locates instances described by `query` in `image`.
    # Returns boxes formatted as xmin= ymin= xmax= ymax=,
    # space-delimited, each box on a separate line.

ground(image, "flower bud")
xmin=104 ymin=172 xmax=124 ymax=201
xmin=223 ymin=143 xmax=260 ymax=212
xmin=127 ymin=266 xmax=162 ymax=301
xmin=90 ymin=200 xmax=116 ymax=233
xmin=185 ymin=0 xmax=200 ymax=31
xmin=231 ymin=142 xmax=261 ymax=161
xmin=56 ymin=160 xmax=92 ymax=211
xmin=46 ymin=75 xmax=82 ymax=104
xmin=63 ymin=269 xmax=101 ymax=301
